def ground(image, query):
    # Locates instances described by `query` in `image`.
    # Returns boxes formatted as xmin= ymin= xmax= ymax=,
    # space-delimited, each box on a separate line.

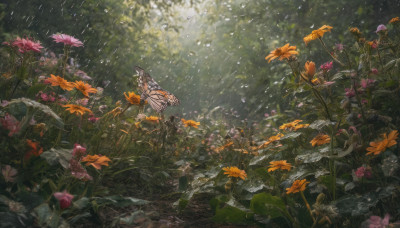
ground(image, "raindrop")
xmin=38 ymin=4 xmax=42 ymax=10
xmin=225 ymin=18 xmax=230 ymax=21
xmin=205 ymin=43 xmax=211 ymax=47
xmin=10 ymin=11 xmax=13 ymax=15
xmin=230 ymin=32 xmax=234 ymax=36
xmin=241 ymin=97 xmax=246 ymax=103
xmin=104 ymin=9 xmax=108 ymax=13
xmin=161 ymin=23 xmax=168 ymax=29
xmin=310 ymin=24 xmax=314 ymax=28
xmin=240 ymin=3 xmax=246 ymax=8
xmin=196 ymin=41 xmax=201 ymax=45
xmin=237 ymin=61 xmax=240 ymax=65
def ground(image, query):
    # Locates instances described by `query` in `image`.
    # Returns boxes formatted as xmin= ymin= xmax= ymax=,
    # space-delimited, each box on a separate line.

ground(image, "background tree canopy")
xmin=1 ymin=0 xmax=400 ymax=118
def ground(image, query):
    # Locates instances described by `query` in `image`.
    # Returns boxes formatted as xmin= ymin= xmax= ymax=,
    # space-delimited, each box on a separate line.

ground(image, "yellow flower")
xmin=310 ymin=134 xmax=331 ymax=147
xmin=82 ymin=154 xmax=111 ymax=170
xmin=366 ymin=130 xmax=398 ymax=156
xmin=63 ymin=104 xmax=92 ymax=116
xmin=258 ymin=133 xmax=284 ymax=149
xmin=268 ymin=160 xmax=292 ymax=172
xmin=46 ymin=74 xmax=74 ymax=91
xmin=311 ymin=78 xmax=321 ymax=85
xmin=349 ymin=27 xmax=362 ymax=36
xmin=124 ymin=91 xmax=142 ymax=105
xmin=222 ymin=166 xmax=247 ymax=180
xmin=286 ymin=179 xmax=309 ymax=194
xmin=181 ymin=118 xmax=200 ymax=128
xmin=145 ymin=116 xmax=159 ymax=124
xmin=265 ymin=43 xmax=298 ymax=63
xmin=303 ymin=25 xmax=333 ymax=45
xmin=389 ymin=17 xmax=400 ymax=24
xmin=72 ymin=81 xmax=97 ymax=97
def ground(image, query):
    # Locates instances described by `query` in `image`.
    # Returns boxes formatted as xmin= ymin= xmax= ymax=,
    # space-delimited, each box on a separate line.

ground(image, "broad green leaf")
xmin=213 ymin=206 xmax=252 ymax=224
xmin=93 ymin=195 xmax=149 ymax=207
xmin=40 ymin=148 xmax=73 ymax=168
xmin=250 ymin=193 xmax=286 ymax=218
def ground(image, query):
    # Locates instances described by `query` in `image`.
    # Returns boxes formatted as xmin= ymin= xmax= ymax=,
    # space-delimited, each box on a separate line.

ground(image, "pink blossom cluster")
xmin=53 ymin=190 xmax=74 ymax=209
xmin=36 ymin=91 xmax=56 ymax=102
xmin=69 ymin=144 xmax=92 ymax=181
xmin=51 ymin=34 xmax=83 ymax=47
xmin=354 ymin=166 xmax=372 ymax=179
xmin=3 ymin=37 xmax=43 ymax=53
xmin=0 ymin=113 xmax=21 ymax=136
xmin=320 ymin=61 xmax=333 ymax=72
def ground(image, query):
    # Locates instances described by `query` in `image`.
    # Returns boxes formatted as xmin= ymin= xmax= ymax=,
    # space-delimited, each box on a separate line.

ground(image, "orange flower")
xmin=279 ymin=120 xmax=308 ymax=131
xmin=82 ymin=154 xmax=111 ymax=169
xmin=258 ymin=133 xmax=284 ymax=149
xmin=181 ymin=118 xmax=200 ymax=128
xmin=222 ymin=166 xmax=247 ymax=180
xmin=311 ymin=78 xmax=321 ymax=85
xmin=349 ymin=27 xmax=361 ymax=36
xmin=302 ymin=61 xmax=316 ymax=81
xmin=145 ymin=116 xmax=159 ymax=124
xmin=286 ymin=179 xmax=309 ymax=194
xmin=124 ymin=91 xmax=142 ymax=105
xmin=215 ymin=141 xmax=234 ymax=153
xmin=25 ymin=139 xmax=43 ymax=160
xmin=389 ymin=17 xmax=400 ymax=24
xmin=265 ymin=43 xmax=298 ymax=63
xmin=303 ymin=25 xmax=333 ymax=45
xmin=366 ymin=130 xmax=398 ymax=156
xmin=268 ymin=160 xmax=292 ymax=172
xmin=63 ymin=104 xmax=92 ymax=116
xmin=46 ymin=74 xmax=74 ymax=91
xmin=72 ymin=81 xmax=97 ymax=97
xmin=310 ymin=134 xmax=331 ymax=147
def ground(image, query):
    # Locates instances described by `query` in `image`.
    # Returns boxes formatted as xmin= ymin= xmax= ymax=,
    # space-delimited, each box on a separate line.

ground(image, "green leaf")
xmin=93 ymin=195 xmax=149 ymax=207
xmin=119 ymin=211 xmax=146 ymax=225
xmin=213 ymin=206 xmax=252 ymax=224
xmin=179 ymin=176 xmax=188 ymax=191
xmin=40 ymin=148 xmax=73 ymax=168
xmin=250 ymin=193 xmax=286 ymax=218
xmin=33 ymin=203 xmax=61 ymax=228
xmin=6 ymin=98 xmax=64 ymax=128
xmin=309 ymin=120 xmax=334 ymax=130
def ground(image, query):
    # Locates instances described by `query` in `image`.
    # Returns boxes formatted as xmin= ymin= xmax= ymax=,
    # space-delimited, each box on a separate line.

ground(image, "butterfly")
xmin=135 ymin=66 xmax=180 ymax=113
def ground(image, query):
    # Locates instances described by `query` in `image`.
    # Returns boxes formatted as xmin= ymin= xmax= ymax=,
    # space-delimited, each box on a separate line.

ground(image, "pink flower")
xmin=72 ymin=144 xmax=86 ymax=158
xmin=264 ymin=113 xmax=270 ymax=117
xmin=371 ymin=68 xmax=379 ymax=75
xmin=335 ymin=43 xmax=344 ymax=51
xmin=376 ymin=24 xmax=387 ymax=33
xmin=75 ymin=70 xmax=92 ymax=80
xmin=320 ymin=61 xmax=333 ymax=71
xmin=355 ymin=166 xmax=372 ymax=179
xmin=367 ymin=214 xmax=390 ymax=228
xmin=39 ymin=92 xmax=49 ymax=101
xmin=53 ymin=190 xmax=74 ymax=209
xmin=75 ymin=98 xmax=89 ymax=106
xmin=345 ymin=88 xmax=355 ymax=98
xmin=51 ymin=34 xmax=83 ymax=47
xmin=2 ymin=165 xmax=18 ymax=183
xmin=69 ymin=159 xmax=92 ymax=181
xmin=361 ymin=79 xmax=376 ymax=89
xmin=12 ymin=37 xmax=43 ymax=53
xmin=88 ymin=115 xmax=100 ymax=123
xmin=0 ymin=113 xmax=21 ymax=136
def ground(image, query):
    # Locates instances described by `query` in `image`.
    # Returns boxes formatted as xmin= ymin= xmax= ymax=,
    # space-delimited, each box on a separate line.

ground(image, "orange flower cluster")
xmin=215 ymin=141 xmax=234 ymax=153
xmin=265 ymin=43 xmax=298 ymax=63
xmin=181 ymin=118 xmax=200 ymax=128
xmin=303 ymin=25 xmax=333 ymax=45
xmin=310 ymin=134 xmax=331 ymax=147
xmin=268 ymin=160 xmax=292 ymax=172
xmin=124 ymin=91 xmax=142 ymax=105
xmin=366 ymin=130 xmax=398 ymax=156
xmin=63 ymin=104 xmax=92 ymax=116
xmin=145 ymin=116 xmax=160 ymax=124
xmin=222 ymin=166 xmax=247 ymax=180
xmin=286 ymin=179 xmax=309 ymax=194
xmin=82 ymin=154 xmax=111 ymax=170
xmin=46 ymin=74 xmax=74 ymax=91
xmin=72 ymin=81 xmax=97 ymax=97
xmin=25 ymin=139 xmax=43 ymax=160
xmin=389 ymin=17 xmax=400 ymax=24
xmin=258 ymin=133 xmax=284 ymax=149
xmin=279 ymin=120 xmax=309 ymax=131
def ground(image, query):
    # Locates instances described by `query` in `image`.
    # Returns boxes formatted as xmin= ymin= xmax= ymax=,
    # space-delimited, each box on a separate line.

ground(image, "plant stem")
xmin=300 ymin=191 xmax=316 ymax=223
xmin=319 ymin=38 xmax=345 ymax=67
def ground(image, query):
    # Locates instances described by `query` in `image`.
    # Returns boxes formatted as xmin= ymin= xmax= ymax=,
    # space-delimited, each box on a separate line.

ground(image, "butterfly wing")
xmin=135 ymin=66 xmax=179 ymax=112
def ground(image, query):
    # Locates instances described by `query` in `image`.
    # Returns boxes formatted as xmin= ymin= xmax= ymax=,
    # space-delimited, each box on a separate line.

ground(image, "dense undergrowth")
xmin=1 ymin=18 xmax=400 ymax=228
